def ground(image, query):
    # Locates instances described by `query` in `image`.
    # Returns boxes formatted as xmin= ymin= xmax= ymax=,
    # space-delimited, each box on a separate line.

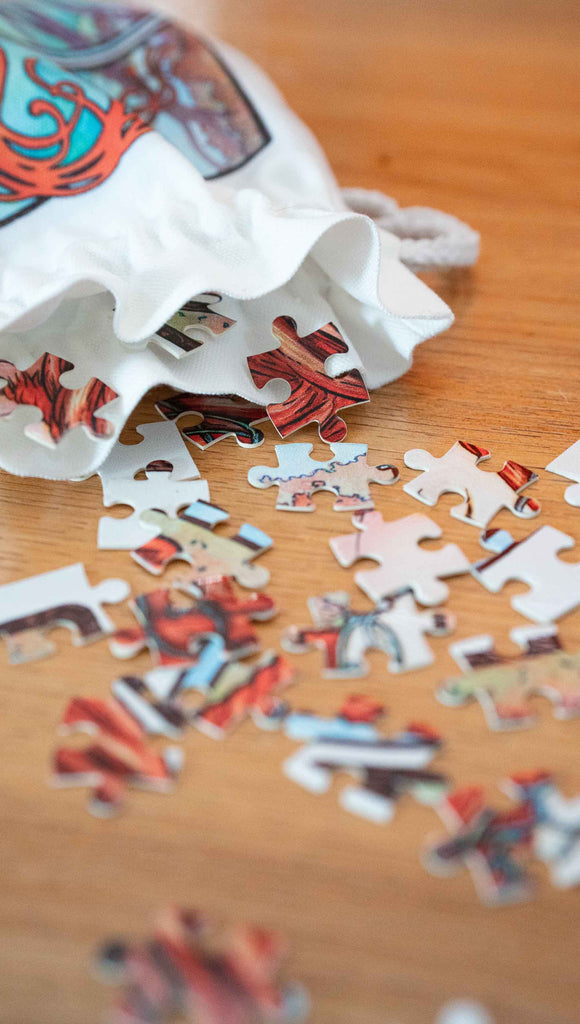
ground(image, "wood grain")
xmin=1 ymin=1 xmax=580 ymax=1022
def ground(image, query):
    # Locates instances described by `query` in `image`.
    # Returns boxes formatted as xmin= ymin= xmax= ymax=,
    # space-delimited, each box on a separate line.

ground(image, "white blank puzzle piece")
xmin=403 ymin=441 xmax=540 ymax=528
xmin=473 ymin=526 xmax=580 ymax=622
xmin=330 ymin=511 xmax=470 ymax=605
xmin=98 ymin=420 xmax=198 ymax=482
xmin=98 ymin=476 xmax=210 ymax=550
xmin=97 ymin=421 xmax=209 ymax=549
xmin=546 ymin=440 xmax=580 ymax=506
xmin=0 ymin=563 xmax=130 ymax=664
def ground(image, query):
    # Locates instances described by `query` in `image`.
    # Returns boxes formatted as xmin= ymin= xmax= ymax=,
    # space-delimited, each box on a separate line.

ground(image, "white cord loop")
xmin=342 ymin=187 xmax=480 ymax=271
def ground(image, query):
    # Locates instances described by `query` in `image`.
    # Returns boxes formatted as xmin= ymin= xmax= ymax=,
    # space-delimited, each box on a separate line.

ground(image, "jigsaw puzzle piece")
xmin=247 ymin=316 xmax=369 ymax=443
xmin=282 ymin=590 xmax=454 ymax=676
xmin=474 ymin=525 xmax=580 ymax=622
xmin=546 ymin=440 xmax=580 ymax=507
xmin=155 ymin=392 xmax=268 ymax=449
xmin=98 ymin=419 xmax=199 ymax=482
xmin=255 ymin=693 xmax=386 ymax=741
xmin=98 ymin=476 xmax=210 ymax=550
xmin=52 ymin=696 xmax=183 ymax=817
xmin=132 ymin=500 xmax=273 ymax=589
xmin=507 ymin=772 xmax=580 ymax=889
xmin=438 ymin=625 xmax=580 ymax=729
xmin=404 ymin=441 xmax=540 ymax=527
xmin=424 ymin=784 xmax=536 ymax=905
xmin=284 ymin=724 xmax=448 ymax=824
xmin=0 ymin=564 xmax=129 ymax=665
xmin=192 ymin=651 xmax=296 ymax=739
xmin=0 ymin=351 xmax=118 ymax=447
xmin=330 ymin=511 xmax=470 ymax=606
xmin=96 ymin=906 xmax=309 ymax=1024
xmin=248 ymin=442 xmax=398 ymax=512
xmin=152 ymin=293 xmax=236 ymax=356
xmin=110 ymin=580 xmax=276 ymax=666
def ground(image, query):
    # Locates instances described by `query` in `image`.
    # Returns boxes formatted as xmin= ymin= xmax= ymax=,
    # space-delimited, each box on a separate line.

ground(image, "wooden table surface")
xmin=2 ymin=1 xmax=580 ymax=1022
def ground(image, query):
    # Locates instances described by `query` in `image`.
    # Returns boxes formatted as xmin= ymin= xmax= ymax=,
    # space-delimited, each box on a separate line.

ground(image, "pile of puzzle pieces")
xmin=3 ymin=306 xmax=580 ymax=1018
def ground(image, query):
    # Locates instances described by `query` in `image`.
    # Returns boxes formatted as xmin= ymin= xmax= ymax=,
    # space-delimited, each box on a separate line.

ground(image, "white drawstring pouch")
xmin=0 ymin=0 xmax=479 ymax=480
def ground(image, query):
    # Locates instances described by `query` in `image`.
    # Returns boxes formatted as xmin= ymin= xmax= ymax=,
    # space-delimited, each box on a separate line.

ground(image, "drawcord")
xmin=342 ymin=187 xmax=480 ymax=271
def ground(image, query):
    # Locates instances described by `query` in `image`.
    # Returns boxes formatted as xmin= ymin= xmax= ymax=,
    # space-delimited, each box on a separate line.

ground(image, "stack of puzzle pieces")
xmin=2 ymin=306 xmax=580 ymax=1020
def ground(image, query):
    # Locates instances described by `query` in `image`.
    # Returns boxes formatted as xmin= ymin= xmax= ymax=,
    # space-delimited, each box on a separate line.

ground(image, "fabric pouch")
xmin=0 ymin=1 xmax=478 ymax=479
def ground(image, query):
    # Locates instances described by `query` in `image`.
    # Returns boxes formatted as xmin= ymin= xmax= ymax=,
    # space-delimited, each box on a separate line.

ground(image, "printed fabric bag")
xmin=0 ymin=0 xmax=479 ymax=479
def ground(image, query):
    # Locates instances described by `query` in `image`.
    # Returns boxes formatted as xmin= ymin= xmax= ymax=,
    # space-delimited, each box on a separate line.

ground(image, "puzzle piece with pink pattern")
xmin=95 ymin=905 xmax=309 ymax=1023
xmin=0 ymin=351 xmax=118 ymax=448
xmin=247 ymin=316 xmax=369 ymax=443
xmin=403 ymin=441 xmax=540 ymax=528
xmin=330 ymin=511 xmax=470 ymax=605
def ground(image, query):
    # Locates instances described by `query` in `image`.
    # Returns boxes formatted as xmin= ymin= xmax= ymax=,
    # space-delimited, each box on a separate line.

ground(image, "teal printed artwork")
xmin=0 ymin=39 xmax=149 ymax=226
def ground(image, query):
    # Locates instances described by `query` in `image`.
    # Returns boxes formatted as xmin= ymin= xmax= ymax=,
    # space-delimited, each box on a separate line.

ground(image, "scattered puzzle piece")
xmin=403 ymin=441 xmax=540 ymax=527
xmin=98 ymin=420 xmax=199 ymax=482
xmin=437 ymin=625 xmax=580 ymax=730
xmin=473 ymin=525 xmax=580 ymax=622
xmin=97 ymin=420 xmax=209 ymax=549
xmin=282 ymin=590 xmax=454 ymax=676
xmin=424 ymin=782 xmax=536 ymax=905
xmin=330 ymin=511 xmax=470 ymax=606
xmin=507 ymin=772 xmax=580 ymax=889
xmin=132 ymin=500 xmax=273 ymax=589
xmin=546 ymin=440 xmax=580 ymax=507
xmin=191 ymin=650 xmax=296 ymax=739
xmin=156 ymin=393 xmax=268 ymax=449
xmin=152 ymin=293 xmax=236 ymax=356
xmin=98 ymin=476 xmax=210 ymax=550
xmin=247 ymin=316 xmax=369 ymax=442
xmin=255 ymin=693 xmax=386 ymax=741
xmin=110 ymin=580 xmax=276 ymax=665
xmin=284 ymin=719 xmax=448 ymax=824
xmin=0 ymin=351 xmax=118 ymax=447
xmin=121 ymin=648 xmax=295 ymax=740
xmin=95 ymin=906 xmax=309 ymax=1024
xmin=248 ymin=442 xmax=398 ymax=512
xmin=426 ymin=771 xmax=580 ymax=903
xmin=52 ymin=696 xmax=183 ymax=817
xmin=0 ymin=564 xmax=129 ymax=665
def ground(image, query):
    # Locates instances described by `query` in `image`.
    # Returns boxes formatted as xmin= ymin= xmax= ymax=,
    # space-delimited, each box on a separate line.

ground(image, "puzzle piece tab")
xmin=132 ymin=500 xmax=273 ymax=589
xmin=546 ymin=440 xmax=580 ymax=507
xmin=0 ymin=351 xmax=118 ymax=447
xmin=110 ymin=579 xmax=276 ymax=665
xmin=282 ymin=590 xmax=454 ymax=676
xmin=403 ymin=441 xmax=540 ymax=528
xmin=284 ymin=720 xmax=448 ymax=825
xmin=156 ymin=392 xmax=268 ymax=449
xmin=52 ymin=696 xmax=183 ymax=817
xmin=248 ymin=442 xmax=398 ymax=512
xmin=96 ymin=906 xmax=309 ymax=1024
xmin=152 ymin=293 xmax=236 ymax=356
xmin=473 ymin=525 xmax=580 ymax=622
xmin=438 ymin=625 xmax=580 ymax=730
xmin=247 ymin=316 xmax=369 ymax=443
xmin=330 ymin=511 xmax=470 ymax=606
xmin=0 ymin=563 xmax=129 ymax=665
